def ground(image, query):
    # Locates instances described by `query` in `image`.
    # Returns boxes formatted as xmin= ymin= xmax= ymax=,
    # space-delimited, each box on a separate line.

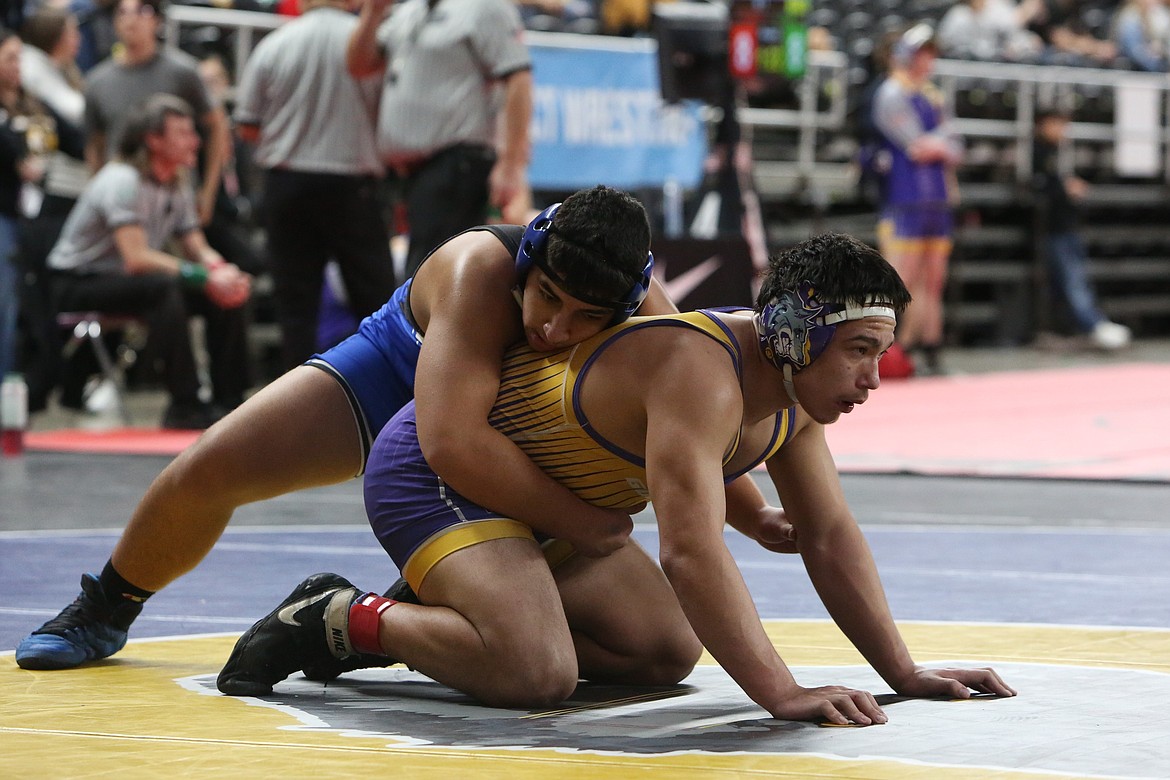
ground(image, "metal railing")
xmin=163 ymin=6 xmax=1170 ymax=188
xmin=736 ymin=49 xmax=851 ymax=173
xmin=932 ymin=58 xmax=1170 ymax=185
xmin=163 ymin=5 xmax=285 ymax=74
xmin=163 ymin=6 xmax=850 ymax=171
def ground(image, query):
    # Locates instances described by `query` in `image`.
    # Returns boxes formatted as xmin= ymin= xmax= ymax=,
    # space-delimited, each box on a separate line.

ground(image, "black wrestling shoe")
xmin=381 ymin=576 xmax=421 ymax=605
xmin=300 ymin=577 xmax=419 ymax=682
xmin=218 ymin=573 xmax=364 ymax=696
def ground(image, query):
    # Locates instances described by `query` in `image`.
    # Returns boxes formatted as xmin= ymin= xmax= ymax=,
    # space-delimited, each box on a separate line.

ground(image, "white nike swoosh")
xmin=661 ymin=255 xmax=723 ymax=302
xmin=276 ymin=590 xmax=334 ymax=627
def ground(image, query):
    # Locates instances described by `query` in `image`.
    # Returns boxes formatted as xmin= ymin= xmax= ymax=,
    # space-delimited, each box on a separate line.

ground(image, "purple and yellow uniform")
xmin=364 ymin=310 xmax=797 ymax=591
xmin=307 ymin=225 xmax=523 ymax=469
xmin=872 ymin=75 xmax=960 ymax=252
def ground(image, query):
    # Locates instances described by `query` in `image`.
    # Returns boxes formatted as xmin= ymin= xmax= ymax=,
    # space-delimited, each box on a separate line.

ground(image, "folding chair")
xmin=56 ymin=312 xmax=147 ymax=426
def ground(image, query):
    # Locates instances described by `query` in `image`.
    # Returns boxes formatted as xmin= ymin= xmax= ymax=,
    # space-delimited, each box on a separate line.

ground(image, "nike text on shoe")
xmin=301 ymin=576 xmax=419 ymax=682
xmin=16 ymin=573 xmax=144 ymax=670
xmin=217 ymin=573 xmax=361 ymax=696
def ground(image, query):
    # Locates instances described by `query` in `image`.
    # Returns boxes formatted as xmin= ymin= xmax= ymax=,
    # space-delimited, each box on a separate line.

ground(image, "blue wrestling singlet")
xmin=364 ymin=310 xmax=797 ymax=590
xmin=306 ymin=281 xmax=421 ymax=466
xmin=306 ymin=225 xmax=523 ymax=468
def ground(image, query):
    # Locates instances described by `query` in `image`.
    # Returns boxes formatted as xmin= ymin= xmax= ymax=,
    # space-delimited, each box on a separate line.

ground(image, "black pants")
xmin=262 ymin=169 xmax=396 ymax=371
xmin=399 ymin=144 xmax=495 ymax=280
xmin=204 ymin=210 xmax=265 ymax=277
xmin=18 ymin=196 xmax=75 ymax=411
xmin=51 ymin=271 xmax=251 ymax=409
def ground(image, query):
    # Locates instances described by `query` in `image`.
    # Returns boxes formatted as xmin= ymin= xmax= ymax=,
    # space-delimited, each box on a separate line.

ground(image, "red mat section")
xmin=25 ymin=428 xmax=201 ymax=456
xmin=826 ymin=363 xmax=1170 ymax=481
xmin=21 ymin=364 xmax=1170 ymax=481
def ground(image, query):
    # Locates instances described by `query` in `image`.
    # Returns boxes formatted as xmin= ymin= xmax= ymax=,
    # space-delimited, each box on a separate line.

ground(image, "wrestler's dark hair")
xmin=542 ymin=185 xmax=652 ymax=306
xmin=755 ymin=232 xmax=910 ymax=315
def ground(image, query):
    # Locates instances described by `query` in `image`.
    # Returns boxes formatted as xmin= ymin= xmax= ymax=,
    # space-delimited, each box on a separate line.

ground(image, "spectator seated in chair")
xmin=45 ymin=94 xmax=252 ymax=430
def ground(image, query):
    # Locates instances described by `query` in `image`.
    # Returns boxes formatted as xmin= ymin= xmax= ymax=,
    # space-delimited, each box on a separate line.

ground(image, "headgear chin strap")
xmin=755 ymin=282 xmax=896 ymax=404
xmin=516 ymin=202 xmax=654 ymax=323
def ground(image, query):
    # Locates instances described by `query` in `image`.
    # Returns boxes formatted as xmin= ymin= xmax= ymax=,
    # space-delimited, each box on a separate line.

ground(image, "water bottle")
xmin=1 ymin=372 xmax=28 ymax=457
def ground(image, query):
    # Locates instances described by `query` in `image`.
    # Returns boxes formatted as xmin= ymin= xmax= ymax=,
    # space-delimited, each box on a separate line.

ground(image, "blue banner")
xmin=527 ymin=34 xmax=707 ymax=191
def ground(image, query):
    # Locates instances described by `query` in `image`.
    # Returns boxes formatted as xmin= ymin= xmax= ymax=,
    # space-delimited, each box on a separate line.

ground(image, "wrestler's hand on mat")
xmin=753 ymin=507 xmax=798 ymax=554
xmin=894 ymin=665 xmax=1018 ymax=699
xmin=565 ymin=507 xmax=634 ymax=558
xmin=769 ymin=685 xmax=888 ymax=726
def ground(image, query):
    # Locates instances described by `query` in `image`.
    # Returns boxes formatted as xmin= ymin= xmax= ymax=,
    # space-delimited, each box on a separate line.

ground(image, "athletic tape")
xmin=347 ymin=593 xmax=397 ymax=656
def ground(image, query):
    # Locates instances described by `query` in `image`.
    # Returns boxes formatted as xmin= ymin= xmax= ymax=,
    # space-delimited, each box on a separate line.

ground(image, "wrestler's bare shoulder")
xmin=411 ymin=230 xmax=519 ymax=331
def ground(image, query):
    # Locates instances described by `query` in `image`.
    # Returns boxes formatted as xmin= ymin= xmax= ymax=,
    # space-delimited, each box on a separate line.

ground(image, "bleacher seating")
xmin=736 ymin=0 xmax=1170 ymax=346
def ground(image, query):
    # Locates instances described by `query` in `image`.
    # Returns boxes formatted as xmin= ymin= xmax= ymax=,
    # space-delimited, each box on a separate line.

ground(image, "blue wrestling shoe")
xmin=218 ymin=572 xmax=397 ymax=696
xmin=16 ymin=573 xmax=143 ymax=670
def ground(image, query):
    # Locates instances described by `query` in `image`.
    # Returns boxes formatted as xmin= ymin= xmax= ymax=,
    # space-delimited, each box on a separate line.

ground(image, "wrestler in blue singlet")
xmin=363 ymin=310 xmax=797 ymax=591
xmin=306 ymin=225 xmax=523 ymax=467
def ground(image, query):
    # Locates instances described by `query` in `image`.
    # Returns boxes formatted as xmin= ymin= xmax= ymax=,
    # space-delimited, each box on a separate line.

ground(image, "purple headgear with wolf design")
xmin=755 ymin=282 xmax=896 ymax=402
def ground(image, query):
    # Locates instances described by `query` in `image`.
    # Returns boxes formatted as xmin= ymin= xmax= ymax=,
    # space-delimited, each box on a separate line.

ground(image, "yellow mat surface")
xmin=4 ymin=621 xmax=1168 ymax=779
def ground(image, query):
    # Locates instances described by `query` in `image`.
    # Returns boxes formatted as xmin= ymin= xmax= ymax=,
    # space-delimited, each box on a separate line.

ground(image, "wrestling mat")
xmin=5 ymin=361 xmax=1169 ymax=777
xmin=3 ymin=522 xmax=1168 ymax=779
xmin=827 ymin=363 xmax=1170 ymax=481
xmin=26 ymin=364 xmax=1170 ymax=482
xmin=4 ymin=624 xmax=1168 ymax=780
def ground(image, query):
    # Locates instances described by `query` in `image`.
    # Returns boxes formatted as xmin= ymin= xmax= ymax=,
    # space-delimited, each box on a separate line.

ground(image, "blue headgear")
xmin=755 ymin=283 xmax=897 ymax=403
xmin=516 ymin=203 xmax=655 ymax=324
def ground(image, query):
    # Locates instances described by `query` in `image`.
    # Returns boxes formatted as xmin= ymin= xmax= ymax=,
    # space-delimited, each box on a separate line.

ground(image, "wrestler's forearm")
xmin=427 ymin=426 xmax=631 ymax=557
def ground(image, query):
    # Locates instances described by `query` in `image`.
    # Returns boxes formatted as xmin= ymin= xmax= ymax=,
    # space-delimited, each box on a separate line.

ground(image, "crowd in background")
xmin=1 ymin=0 xmax=539 ymax=427
xmin=813 ymin=0 xmax=1170 ymax=73
xmin=934 ymin=0 xmax=1169 ymax=71
xmin=0 ymin=0 xmax=1152 ymax=427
